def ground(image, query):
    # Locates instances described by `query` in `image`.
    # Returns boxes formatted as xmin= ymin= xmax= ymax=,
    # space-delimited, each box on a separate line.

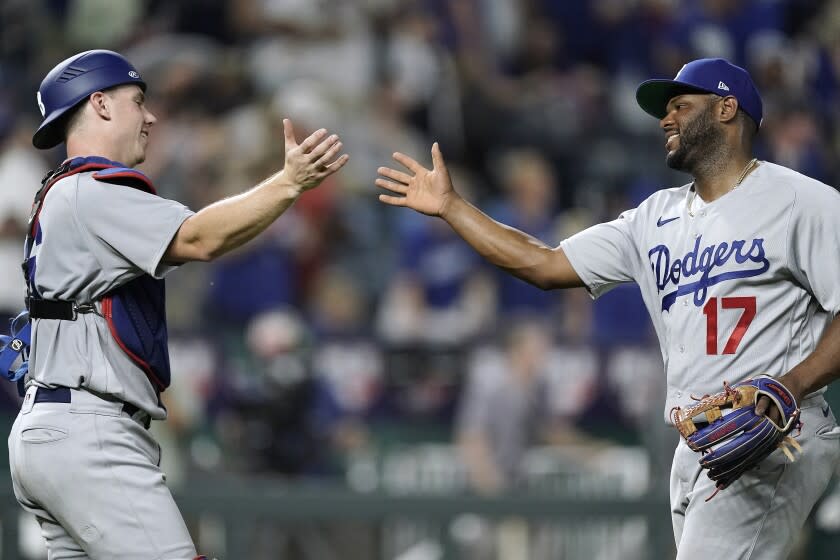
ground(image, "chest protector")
xmin=25 ymin=156 xmax=171 ymax=391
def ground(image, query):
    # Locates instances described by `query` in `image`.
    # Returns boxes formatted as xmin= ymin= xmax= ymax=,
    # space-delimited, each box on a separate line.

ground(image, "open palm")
xmin=376 ymin=143 xmax=456 ymax=217
xmin=283 ymin=118 xmax=348 ymax=191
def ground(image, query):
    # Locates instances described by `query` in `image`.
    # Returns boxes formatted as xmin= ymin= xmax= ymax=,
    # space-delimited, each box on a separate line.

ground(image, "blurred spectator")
xmin=605 ymin=345 xmax=665 ymax=433
xmin=486 ymin=148 xmax=564 ymax=317
xmin=761 ymin=103 xmax=831 ymax=183
xmin=456 ymin=318 xmax=602 ymax=495
xmin=202 ymin=213 xmax=306 ymax=328
xmin=307 ymin=266 xmax=385 ymax=472
xmin=155 ymin=335 xmax=219 ymax=483
xmin=211 ymin=309 xmax=325 ymax=475
xmin=382 ymin=3 xmax=448 ymax=132
xmin=587 ymin=180 xmax=658 ymax=348
xmin=590 ymin=284 xmax=655 ymax=347
xmin=233 ymin=0 xmax=376 ymax=102
xmin=0 ymin=120 xmax=47 ymax=319
xmin=666 ymin=0 xmax=785 ymax=66
xmin=376 ymin=166 xmax=495 ymax=346
xmin=64 ymin=0 xmax=144 ymax=48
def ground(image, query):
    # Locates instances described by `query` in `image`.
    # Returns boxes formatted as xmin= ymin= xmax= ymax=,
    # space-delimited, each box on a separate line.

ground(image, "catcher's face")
xmin=107 ymin=84 xmax=157 ymax=167
xmin=661 ymin=94 xmax=723 ymax=172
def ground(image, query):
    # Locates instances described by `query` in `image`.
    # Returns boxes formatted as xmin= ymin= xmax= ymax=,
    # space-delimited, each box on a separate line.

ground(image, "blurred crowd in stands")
xmin=0 ymin=0 xmax=838 ymax=498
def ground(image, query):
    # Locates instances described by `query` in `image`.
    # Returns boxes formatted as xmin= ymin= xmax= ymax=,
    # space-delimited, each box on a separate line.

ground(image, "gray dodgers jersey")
xmin=26 ymin=170 xmax=194 ymax=418
xmin=561 ymin=162 xmax=840 ymax=422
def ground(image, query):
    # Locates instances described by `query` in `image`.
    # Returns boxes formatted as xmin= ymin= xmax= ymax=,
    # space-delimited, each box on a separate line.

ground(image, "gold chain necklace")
xmin=687 ymin=158 xmax=758 ymax=217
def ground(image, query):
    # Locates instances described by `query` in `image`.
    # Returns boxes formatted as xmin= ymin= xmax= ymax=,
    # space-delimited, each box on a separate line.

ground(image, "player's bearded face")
xmin=666 ymin=99 xmax=722 ymax=172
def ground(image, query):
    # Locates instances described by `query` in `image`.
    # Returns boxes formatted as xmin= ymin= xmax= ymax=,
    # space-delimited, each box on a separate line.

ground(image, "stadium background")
xmin=1 ymin=0 xmax=840 ymax=558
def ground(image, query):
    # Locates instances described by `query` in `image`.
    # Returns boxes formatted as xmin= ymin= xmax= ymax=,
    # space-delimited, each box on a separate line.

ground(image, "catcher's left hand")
xmin=672 ymin=375 xmax=802 ymax=498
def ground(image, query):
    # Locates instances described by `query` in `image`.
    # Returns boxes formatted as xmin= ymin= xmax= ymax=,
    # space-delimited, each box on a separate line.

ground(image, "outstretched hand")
xmin=282 ymin=118 xmax=349 ymax=191
xmin=376 ymin=143 xmax=458 ymax=217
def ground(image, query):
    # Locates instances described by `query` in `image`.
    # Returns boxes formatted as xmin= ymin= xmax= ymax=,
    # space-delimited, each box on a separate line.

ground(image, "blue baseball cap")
xmin=636 ymin=58 xmax=763 ymax=127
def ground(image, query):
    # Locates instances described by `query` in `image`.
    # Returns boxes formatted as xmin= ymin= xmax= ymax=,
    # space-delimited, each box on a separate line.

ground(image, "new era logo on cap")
xmin=718 ymin=81 xmax=729 ymax=91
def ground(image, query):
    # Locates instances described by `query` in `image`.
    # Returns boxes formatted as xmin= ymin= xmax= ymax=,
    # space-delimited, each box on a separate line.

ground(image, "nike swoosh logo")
xmin=657 ymin=216 xmax=680 ymax=227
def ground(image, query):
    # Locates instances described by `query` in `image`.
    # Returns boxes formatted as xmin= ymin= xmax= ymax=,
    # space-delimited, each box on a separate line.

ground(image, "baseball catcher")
xmin=672 ymin=375 xmax=802 ymax=499
xmin=5 ymin=49 xmax=347 ymax=559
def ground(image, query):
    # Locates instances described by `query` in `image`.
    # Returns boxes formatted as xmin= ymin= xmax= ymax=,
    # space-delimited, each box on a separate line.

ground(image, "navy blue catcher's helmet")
xmin=33 ymin=50 xmax=146 ymax=149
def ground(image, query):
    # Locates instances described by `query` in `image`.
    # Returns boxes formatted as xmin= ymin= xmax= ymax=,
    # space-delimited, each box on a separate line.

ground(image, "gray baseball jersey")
xmin=562 ymin=161 xmax=840 ymax=557
xmin=561 ymin=161 xmax=840 ymax=421
xmin=27 ymin=171 xmax=193 ymax=418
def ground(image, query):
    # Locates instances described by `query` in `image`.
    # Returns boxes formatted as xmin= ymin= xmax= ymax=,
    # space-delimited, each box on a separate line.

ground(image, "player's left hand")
xmin=755 ymin=375 xmax=801 ymax=425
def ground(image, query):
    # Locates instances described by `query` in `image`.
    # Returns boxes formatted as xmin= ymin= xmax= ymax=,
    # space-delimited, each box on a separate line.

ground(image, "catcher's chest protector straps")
xmin=25 ymin=156 xmax=171 ymax=391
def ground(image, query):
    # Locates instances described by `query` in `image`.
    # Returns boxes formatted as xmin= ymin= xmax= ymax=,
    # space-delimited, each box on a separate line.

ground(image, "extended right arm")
xmin=376 ymin=144 xmax=584 ymax=290
xmin=164 ymin=170 xmax=304 ymax=263
xmin=439 ymin=195 xmax=582 ymax=290
xmin=164 ymin=119 xmax=348 ymax=263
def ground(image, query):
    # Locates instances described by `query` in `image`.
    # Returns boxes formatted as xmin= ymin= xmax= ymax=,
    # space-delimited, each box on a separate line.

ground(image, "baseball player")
xmin=5 ymin=50 xmax=347 ymax=559
xmin=376 ymin=58 xmax=840 ymax=558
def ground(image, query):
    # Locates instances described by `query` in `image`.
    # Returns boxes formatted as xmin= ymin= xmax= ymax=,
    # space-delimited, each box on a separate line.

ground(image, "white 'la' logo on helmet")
xmin=36 ymin=91 xmax=45 ymax=117
xmin=128 ymin=70 xmax=140 ymax=79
